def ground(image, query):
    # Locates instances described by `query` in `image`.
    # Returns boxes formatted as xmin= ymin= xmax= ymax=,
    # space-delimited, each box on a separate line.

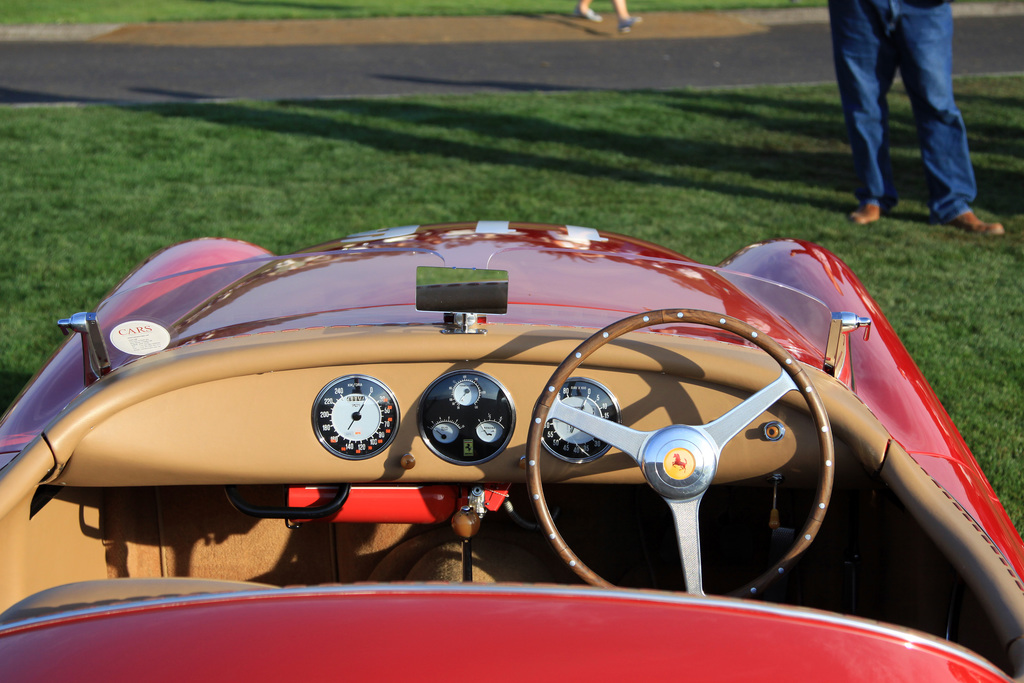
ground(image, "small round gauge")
xmin=452 ymin=379 xmax=481 ymax=406
xmin=431 ymin=420 xmax=461 ymax=444
xmin=543 ymin=377 xmax=621 ymax=463
xmin=313 ymin=374 xmax=400 ymax=460
xmin=420 ymin=370 xmax=515 ymax=465
xmin=475 ymin=420 xmax=504 ymax=444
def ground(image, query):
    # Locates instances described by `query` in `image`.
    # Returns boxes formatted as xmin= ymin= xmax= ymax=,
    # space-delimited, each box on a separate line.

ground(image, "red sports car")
xmin=1 ymin=222 xmax=1021 ymax=681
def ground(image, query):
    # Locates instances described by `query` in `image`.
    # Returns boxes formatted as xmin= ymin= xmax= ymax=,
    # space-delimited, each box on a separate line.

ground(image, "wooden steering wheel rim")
xmin=525 ymin=309 xmax=835 ymax=597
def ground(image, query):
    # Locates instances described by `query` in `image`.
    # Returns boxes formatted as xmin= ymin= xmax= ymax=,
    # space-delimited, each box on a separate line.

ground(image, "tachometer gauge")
xmin=543 ymin=378 xmax=620 ymax=463
xmin=420 ymin=370 xmax=515 ymax=465
xmin=313 ymin=374 xmax=400 ymax=460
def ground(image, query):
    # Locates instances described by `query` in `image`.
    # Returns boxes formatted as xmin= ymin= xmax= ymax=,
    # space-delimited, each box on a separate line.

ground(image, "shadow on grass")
xmin=954 ymin=90 xmax=1024 ymax=111
xmin=664 ymin=87 xmax=1024 ymax=219
xmin=955 ymin=91 xmax=1024 ymax=161
xmin=138 ymin=92 xmax=861 ymax=215
xmin=661 ymin=88 xmax=843 ymax=127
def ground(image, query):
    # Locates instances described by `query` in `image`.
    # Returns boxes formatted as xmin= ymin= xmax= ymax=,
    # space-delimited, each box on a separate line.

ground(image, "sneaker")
xmin=573 ymin=6 xmax=603 ymax=21
xmin=618 ymin=16 xmax=641 ymax=32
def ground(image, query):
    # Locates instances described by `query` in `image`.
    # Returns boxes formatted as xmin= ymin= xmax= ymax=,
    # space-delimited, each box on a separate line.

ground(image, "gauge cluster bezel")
xmin=417 ymin=369 xmax=516 ymax=465
xmin=542 ymin=377 xmax=621 ymax=463
xmin=312 ymin=374 xmax=400 ymax=460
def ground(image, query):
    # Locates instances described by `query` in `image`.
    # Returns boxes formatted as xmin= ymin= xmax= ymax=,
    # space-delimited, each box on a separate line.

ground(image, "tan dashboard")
xmin=46 ymin=324 xmax=889 ymax=489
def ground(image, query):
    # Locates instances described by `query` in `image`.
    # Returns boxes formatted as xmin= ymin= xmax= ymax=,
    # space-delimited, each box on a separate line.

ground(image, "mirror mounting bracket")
xmin=57 ymin=312 xmax=111 ymax=385
xmin=441 ymin=312 xmax=487 ymax=334
xmin=824 ymin=311 xmax=872 ymax=384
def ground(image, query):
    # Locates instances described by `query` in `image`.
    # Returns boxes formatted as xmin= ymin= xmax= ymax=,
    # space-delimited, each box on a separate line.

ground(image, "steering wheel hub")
xmin=642 ymin=426 xmax=718 ymax=499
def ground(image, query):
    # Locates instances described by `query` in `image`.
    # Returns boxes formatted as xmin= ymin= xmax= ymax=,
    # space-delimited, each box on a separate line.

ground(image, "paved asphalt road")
xmin=1 ymin=4 xmax=1023 ymax=105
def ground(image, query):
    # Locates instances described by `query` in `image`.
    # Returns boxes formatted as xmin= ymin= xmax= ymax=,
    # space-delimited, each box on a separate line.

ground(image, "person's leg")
xmin=574 ymin=0 xmax=602 ymax=21
xmin=897 ymin=0 xmax=977 ymax=224
xmin=611 ymin=0 xmax=641 ymax=31
xmin=829 ymin=0 xmax=900 ymax=213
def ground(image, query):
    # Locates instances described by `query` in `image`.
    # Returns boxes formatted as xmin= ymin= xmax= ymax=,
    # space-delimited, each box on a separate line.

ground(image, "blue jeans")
xmin=829 ymin=0 xmax=976 ymax=223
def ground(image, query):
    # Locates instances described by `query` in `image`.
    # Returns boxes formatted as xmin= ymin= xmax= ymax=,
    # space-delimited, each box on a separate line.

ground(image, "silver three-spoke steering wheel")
xmin=526 ymin=309 xmax=834 ymax=597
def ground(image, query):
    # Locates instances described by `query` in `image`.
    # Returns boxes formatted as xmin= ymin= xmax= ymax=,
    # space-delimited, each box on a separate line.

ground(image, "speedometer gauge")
xmin=543 ymin=378 xmax=620 ymax=463
xmin=313 ymin=375 xmax=400 ymax=460
xmin=419 ymin=370 xmax=515 ymax=465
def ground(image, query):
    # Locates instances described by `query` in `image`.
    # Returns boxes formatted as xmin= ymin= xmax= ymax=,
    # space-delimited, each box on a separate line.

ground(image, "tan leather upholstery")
xmin=0 ymin=577 xmax=274 ymax=625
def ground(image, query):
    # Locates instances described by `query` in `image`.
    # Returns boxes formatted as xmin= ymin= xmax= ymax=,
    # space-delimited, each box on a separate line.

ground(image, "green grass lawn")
xmin=1 ymin=77 xmax=1021 ymax=523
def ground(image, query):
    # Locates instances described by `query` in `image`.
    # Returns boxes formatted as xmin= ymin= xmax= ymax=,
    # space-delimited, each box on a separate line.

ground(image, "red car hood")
xmin=92 ymin=222 xmax=833 ymax=367
xmin=0 ymin=584 xmax=1009 ymax=682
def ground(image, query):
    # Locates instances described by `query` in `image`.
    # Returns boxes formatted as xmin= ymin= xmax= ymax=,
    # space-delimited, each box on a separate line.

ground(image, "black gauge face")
xmin=313 ymin=375 xmax=400 ymax=460
xmin=419 ymin=370 xmax=515 ymax=465
xmin=543 ymin=378 xmax=621 ymax=463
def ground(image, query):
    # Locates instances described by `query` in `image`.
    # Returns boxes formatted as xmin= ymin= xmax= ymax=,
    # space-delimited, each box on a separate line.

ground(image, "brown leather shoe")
xmin=945 ymin=211 xmax=1004 ymax=235
xmin=848 ymin=203 xmax=882 ymax=225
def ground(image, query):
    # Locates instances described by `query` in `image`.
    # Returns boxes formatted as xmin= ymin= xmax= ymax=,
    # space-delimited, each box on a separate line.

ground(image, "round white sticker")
xmin=109 ymin=320 xmax=171 ymax=356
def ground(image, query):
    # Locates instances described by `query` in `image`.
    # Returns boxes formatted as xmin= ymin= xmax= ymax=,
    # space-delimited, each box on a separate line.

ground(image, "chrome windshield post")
xmin=824 ymin=311 xmax=872 ymax=384
xmin=57 ymin=312 xmax=111 ymax=385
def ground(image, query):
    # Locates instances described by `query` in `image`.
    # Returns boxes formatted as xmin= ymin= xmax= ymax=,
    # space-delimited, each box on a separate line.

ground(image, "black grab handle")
xmin=224 ymin=484 xmax=350 ymax=520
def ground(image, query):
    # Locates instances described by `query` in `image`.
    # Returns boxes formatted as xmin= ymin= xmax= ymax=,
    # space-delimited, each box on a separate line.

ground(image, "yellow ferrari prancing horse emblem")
xmin=664 ymin=447 xmax=696 ymax=480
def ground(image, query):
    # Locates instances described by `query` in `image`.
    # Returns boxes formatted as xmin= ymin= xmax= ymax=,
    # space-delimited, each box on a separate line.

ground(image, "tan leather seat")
xmin=0 ymin=578 xmax=274 ymax=625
